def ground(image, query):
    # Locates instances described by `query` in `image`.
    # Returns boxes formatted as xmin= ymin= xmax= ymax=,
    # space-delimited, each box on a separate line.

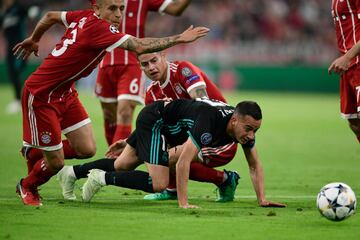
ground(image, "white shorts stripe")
xmin=341 ymin=112 xmax=360 ymax=119
xmin=28 ymin=94 xmax=39 ymax=146
xmin=97 ymin=96 xmax=118 ymax=103
xmin=23 ymin=141 xmax=63 ymax=151
xmin=117 ymin=94 xmax=145 ymax=104
xmin=62 ymin=118 xmax=92 ymax=135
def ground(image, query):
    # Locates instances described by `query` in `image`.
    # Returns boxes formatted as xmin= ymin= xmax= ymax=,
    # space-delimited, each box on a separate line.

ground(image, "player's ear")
xmin=92 ymin=4 xmax=100 ymax=15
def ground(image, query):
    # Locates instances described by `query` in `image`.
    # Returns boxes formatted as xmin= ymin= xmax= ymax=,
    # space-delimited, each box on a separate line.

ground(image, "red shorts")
xmin=340 ymin=65 xmax=360 ymax=119
xmin=199 ymin=143 xmax=238 ymax=168
xmin=95 ymin=65 xmax=145 ymax=104
xmin=22 ymin=87 xmax=90 ymax=151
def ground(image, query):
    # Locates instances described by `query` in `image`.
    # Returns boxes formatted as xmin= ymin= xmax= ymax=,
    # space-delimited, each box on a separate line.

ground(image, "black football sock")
xmin=73 ymin=158 xmax=116 ymax=179
xmin=105 ymin=170 xmax=154 ymax=193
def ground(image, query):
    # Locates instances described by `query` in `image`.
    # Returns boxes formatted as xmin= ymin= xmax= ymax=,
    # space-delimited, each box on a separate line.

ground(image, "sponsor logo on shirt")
xmin=200 ymin=132 xmax=212 ymax=145
xmin=174 ymin=83 xmax=183 ymax=94
xmin=95 ymin=84 xmax=102 ymax=94
xmin=181 ymin=67 xmax=192 ymax=77
xmin=40 ymin=132 xmax=52 ymax=144
xmin=185 ymin=74 xmax=200 ymax=85
xmin=109 ymin=25 xmax=119 ymax=34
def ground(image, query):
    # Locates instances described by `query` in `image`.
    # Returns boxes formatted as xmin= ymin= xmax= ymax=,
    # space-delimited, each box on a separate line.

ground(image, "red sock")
xmin=167 ymin=172 xmax=177 ymax=190
xmin=112 ymin=124 xmax=131 ymax=143
xmin=357 ymin=135 xmax=360 ymax=143
xmin=167 ymin=162 xmax=225 ymax=189
xmin=189 ymin=162 xmax=224 ymax=186
xmin=62 ymin=139 xmax=78 ymax=159
xmin=22 ymin=159 xmax=55 ymax=189
xmin=104 ymin=121 xmax=116 ymax=146
xmin=24 ymin=148 xmax=43 ymax=174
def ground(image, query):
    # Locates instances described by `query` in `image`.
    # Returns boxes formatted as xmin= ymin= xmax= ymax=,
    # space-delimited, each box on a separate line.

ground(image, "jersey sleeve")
xmin=61 ymin=10 xmax=93 ymax=28
xmin=88 ymin=20 xmax=131 ymax=51
xmin=176 ymin=61 xmax=207 ymax=94
xmin=148 ymin=0 xmax=173 ymax=13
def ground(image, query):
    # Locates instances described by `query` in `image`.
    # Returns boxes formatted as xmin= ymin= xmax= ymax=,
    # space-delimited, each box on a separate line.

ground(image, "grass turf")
xmin=0 ymin=86 xmax=359 ymax=239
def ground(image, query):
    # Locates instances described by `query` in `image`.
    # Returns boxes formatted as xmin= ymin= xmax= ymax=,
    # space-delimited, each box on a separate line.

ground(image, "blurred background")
xmin=0 ymin=0 xmax=339 ymax=97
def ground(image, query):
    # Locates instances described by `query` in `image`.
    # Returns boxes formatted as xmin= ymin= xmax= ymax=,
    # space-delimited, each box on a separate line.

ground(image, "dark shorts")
xmin=126 ymin=101 xmax=169 ymax=166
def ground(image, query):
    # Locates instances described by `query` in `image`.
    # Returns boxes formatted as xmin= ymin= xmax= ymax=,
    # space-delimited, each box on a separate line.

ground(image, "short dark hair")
xmin=234 ymin=101 xmax=262 ymax=120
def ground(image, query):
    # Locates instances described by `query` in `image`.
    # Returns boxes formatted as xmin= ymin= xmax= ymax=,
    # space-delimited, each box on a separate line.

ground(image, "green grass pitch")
xmin=0 ymin=86 xmax=359 ymax=239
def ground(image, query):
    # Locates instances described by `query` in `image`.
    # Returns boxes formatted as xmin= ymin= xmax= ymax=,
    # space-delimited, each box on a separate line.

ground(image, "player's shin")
xmin=113 ymin=124 xmax=131 ymax=143
xmin=22 ymin=159 xmax=55 ymax=189
xmin=189 ymin=162 xmax=224 ymax=186
xmin=73 ymin=158 xmax=116 ymax=179
xmin=105 ymin=170 xmax=154 ymax=193
xmin=104 ymin=121 xmax=116 ymax=146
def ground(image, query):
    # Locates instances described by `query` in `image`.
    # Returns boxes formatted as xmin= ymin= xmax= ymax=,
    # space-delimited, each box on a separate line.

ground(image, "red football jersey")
xmin=145 ymin=61 xmax=226 ymax=105
xmin=100 ymin=0 xmax=172 ymax=67
xmin=332 ymin=0 xmax=360 ymax=66
xmin=25 ymin=10 xmax=130 ymax=102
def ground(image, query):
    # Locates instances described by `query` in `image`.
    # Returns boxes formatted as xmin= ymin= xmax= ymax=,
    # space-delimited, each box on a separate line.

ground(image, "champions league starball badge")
xmin=109 ymin=25 xmax=119 ymax=34
xmin=200 ymin=132 xmax=212 ymax=145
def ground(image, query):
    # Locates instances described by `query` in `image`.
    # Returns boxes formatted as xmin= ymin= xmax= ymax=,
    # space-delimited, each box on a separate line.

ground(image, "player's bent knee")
xmin=75 ymin=145 xmax=96 ymax=159
xmin=49 ymin=161 xmax=64 ymax=173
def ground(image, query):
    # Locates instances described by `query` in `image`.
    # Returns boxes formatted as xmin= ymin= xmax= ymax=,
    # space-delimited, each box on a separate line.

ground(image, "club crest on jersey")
xmin=109 ymin=25 xmax=119 ymax=34
xmin=40 ymin=132 xmax=52 ymax=144
xmin=181 ymin=67 xmax=192 ymax=77
xmin=200 ymin=133 xmax=212 ymax=145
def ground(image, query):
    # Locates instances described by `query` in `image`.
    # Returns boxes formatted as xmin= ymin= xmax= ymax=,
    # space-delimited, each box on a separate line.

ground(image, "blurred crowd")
xmin=1 ymin=0 xmax=337 ymax=65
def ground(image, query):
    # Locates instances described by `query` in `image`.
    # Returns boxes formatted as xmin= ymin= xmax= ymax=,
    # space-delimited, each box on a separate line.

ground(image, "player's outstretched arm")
xmin=176 ymin=138 xmax=200 ymax=209
xmin=13 ymin=11 xmax=63 ymax=60
xmin=243 ymin=146 xmax=286 ymax=208
xmin=120 ymin=25 xmax=209 ymax=55
xmin=328 ymin=41 xmax=360 ymax=75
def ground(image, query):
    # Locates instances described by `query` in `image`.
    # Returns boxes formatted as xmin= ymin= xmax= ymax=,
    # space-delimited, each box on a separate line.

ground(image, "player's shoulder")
xmin=146 ymin=80 xmax=161 ymax=92
xmin=82 ymin=14 xmax=121 ymax=35
xmin=175 ymin=61 xmax=201 ymax=77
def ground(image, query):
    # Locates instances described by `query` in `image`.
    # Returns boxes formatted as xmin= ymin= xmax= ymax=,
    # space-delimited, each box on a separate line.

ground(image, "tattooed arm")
xmin=120 ymin=25 xmax=209 ymax=55
xmin=188 ymin=86 xmax=209 ymax=99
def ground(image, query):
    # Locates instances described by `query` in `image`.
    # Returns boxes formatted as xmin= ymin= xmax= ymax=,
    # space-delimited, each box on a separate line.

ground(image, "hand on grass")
xmin=259 ymin=200 xmax=286 ymax=208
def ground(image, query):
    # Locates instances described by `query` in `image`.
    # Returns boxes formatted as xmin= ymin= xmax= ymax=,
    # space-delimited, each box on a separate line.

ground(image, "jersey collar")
xmin=160 ymin=61 xmax=171 ymax=89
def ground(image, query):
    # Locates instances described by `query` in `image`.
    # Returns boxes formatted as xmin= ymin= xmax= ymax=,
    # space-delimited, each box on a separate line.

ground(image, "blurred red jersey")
xmin=145 ymin=61 xmax=226 ymax=105
xmin=331 ymin=0 xmax=360 ymax=67
xmin=100 ymin=0 xmax=172 ymax=68
xmin=25 ymin=10 xmax=129 ymax=102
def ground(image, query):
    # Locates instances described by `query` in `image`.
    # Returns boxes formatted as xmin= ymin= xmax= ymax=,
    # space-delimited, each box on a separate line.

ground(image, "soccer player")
xmin=94 ymin=0 xmax=192 ymax=145
xmin=14 ymin=0 xmax=209 ymax=206
xmin=328 ymin=0 xmax=360 ymax=143
xmin=0 ymin=0 xmax=35 ymax=114
xmin=81 ymin=99 xmax=286 ymax=209
xmin=58 ymin=51 xmax=239 ymax=202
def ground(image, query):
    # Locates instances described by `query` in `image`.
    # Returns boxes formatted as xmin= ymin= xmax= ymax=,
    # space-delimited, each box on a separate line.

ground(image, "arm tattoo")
xmin=122 ymin=35 xmax=181 ymax=54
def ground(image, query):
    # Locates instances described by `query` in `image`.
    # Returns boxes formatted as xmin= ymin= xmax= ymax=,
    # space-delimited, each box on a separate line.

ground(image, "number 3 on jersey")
xmin=51 ymin=29 xmax=77 ymax=57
